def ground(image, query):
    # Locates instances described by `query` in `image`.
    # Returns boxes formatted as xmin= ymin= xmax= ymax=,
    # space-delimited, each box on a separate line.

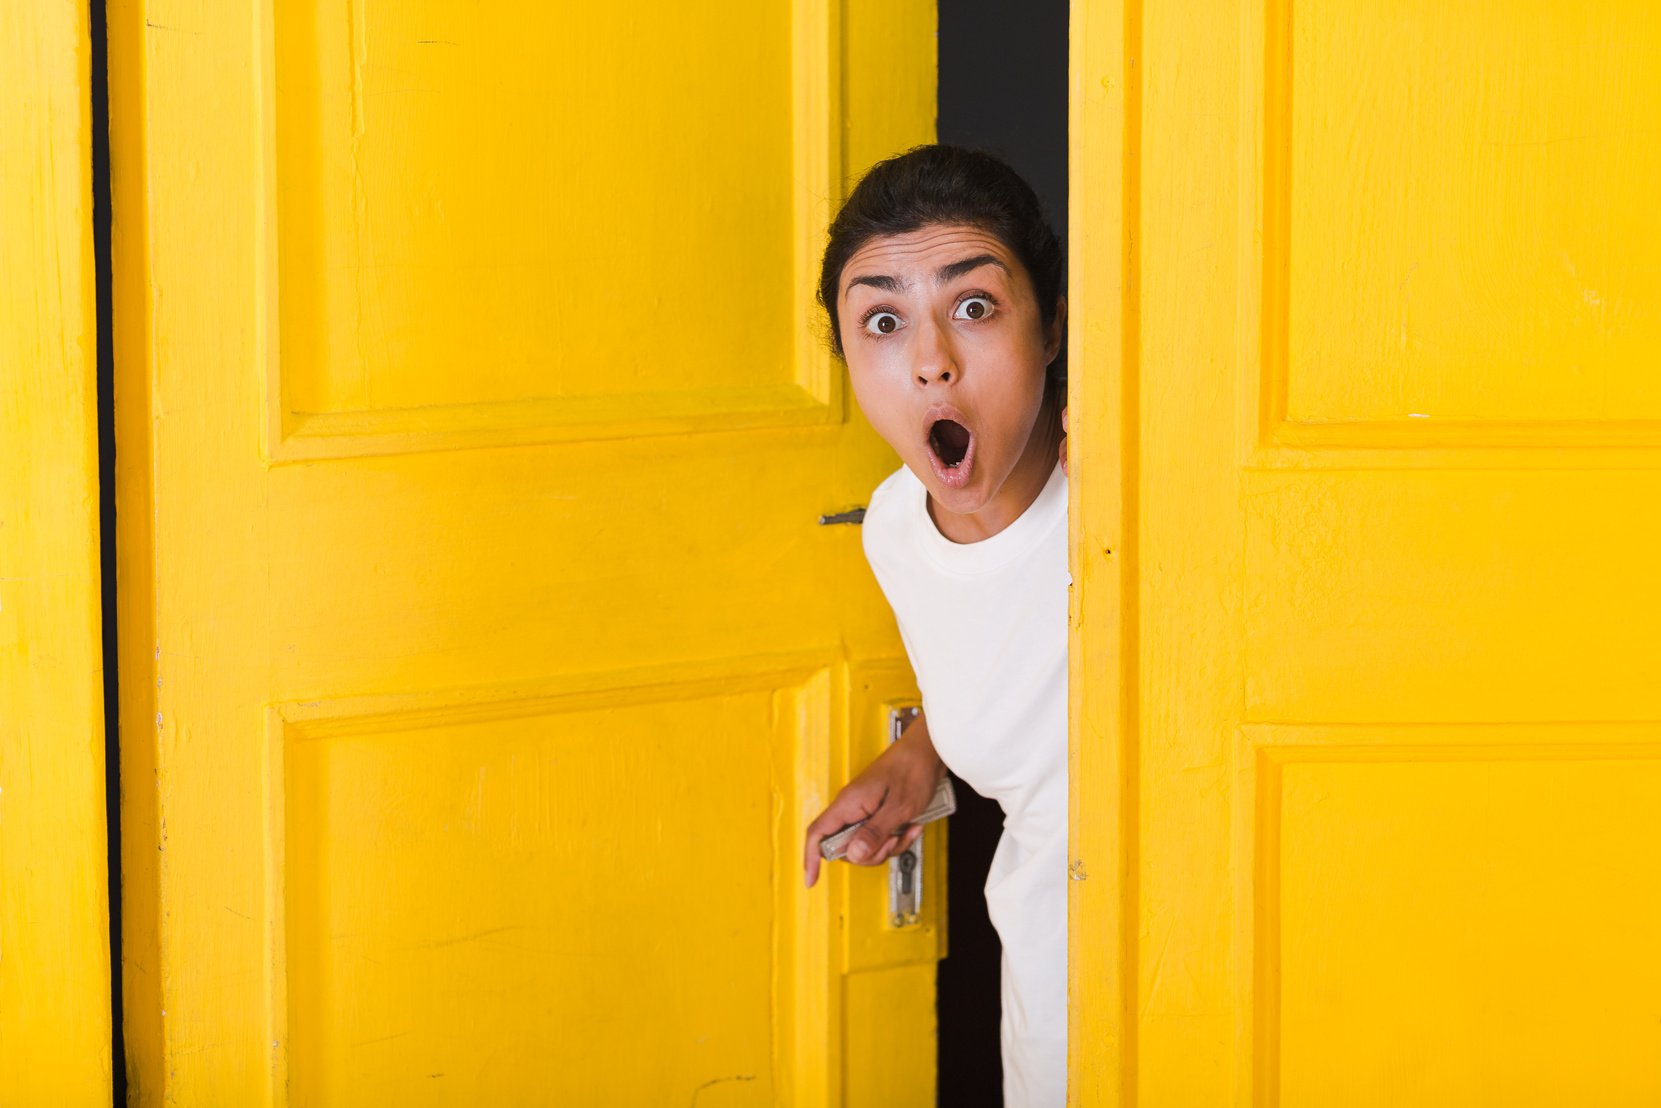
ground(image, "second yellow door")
xmin=1071 ymin=2 xmax=1661 ymax=1105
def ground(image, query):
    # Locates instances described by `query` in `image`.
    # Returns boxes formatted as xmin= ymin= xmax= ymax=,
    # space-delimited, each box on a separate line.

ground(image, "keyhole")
xmin=897 ymin=848 xmax=917 ymax=895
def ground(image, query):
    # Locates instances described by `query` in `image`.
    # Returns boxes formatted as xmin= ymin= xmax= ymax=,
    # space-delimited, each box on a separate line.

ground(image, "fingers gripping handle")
xmin=818 ymin=774 xmax=957 ymax=862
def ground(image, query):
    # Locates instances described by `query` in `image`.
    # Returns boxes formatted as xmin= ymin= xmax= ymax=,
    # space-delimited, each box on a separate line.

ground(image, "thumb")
xmin=846 ymin=820 xmax=900 ymax=864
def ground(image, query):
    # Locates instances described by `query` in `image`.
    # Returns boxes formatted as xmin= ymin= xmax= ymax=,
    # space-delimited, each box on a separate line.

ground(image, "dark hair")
xmin=816 ymin=144 xmax=1064 ymax=383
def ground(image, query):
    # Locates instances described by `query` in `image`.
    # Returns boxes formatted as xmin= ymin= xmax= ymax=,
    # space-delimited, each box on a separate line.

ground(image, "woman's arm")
xmin=802 ymin=711 xmax=946 ymax=888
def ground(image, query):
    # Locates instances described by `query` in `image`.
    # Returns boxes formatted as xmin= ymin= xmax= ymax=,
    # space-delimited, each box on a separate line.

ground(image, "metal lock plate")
xmin=888 ymin=705 xmax=924 ymax=927
xmin=890 ymin=843 xmax=922 ymax=927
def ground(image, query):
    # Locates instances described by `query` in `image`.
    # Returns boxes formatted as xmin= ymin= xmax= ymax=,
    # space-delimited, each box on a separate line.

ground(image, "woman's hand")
xmin=802 ymin=712 xmax=946 ymax=888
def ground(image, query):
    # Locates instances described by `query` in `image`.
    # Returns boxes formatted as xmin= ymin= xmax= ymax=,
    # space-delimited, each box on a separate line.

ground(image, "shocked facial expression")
xmin=837 ymin=224 xmax=1062 ymax=535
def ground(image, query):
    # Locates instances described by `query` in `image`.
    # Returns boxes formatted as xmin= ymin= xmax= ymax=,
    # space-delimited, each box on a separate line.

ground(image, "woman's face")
xmin=837 ymin=223 xmax=1063 ymax=537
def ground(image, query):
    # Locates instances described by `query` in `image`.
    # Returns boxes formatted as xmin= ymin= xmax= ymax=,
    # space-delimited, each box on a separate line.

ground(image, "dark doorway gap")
xmin=89 ymin=0 xmax=127 ymax=1101
xmin=939 ymin=1 xmax=1069 ymax=267
xmin=936 ymin=2 xmax=1068 ymax=1103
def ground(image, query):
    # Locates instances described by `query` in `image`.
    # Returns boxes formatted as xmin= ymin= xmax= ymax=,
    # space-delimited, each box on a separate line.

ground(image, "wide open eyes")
xmin=858 ymin=295 xmax=995 ymax=338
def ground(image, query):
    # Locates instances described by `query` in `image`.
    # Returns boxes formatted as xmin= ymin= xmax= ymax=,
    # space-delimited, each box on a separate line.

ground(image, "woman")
xmin=802 ymin=144 xmax=1069 ymax=1107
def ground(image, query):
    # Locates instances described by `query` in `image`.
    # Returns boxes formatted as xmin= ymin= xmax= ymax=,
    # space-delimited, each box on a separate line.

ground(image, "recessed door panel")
xmin=270 ymin=0 xmax=821 ymax=456
xmin=278 ymin=671 xmax=822 ymax=1105
xmin=1266 ymin=741 xmax=1661 ymax=1108
xmin=1278 ymin=1 xmax=1661 ymax=432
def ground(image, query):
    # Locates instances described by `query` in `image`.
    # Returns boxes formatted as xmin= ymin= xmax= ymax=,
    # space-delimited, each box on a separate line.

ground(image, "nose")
xmin=911 ymin=316 xmax=959 ymax=387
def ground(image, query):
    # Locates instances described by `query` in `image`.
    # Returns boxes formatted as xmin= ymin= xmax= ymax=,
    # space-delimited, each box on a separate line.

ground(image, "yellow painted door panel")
xmin=109 ymin=1 xmax=938 ymax=1103
xmin=0 ymin=2 xmax=114 ymax=1102
xmin=1071 ymin=2 xmax=1661 ymax=1105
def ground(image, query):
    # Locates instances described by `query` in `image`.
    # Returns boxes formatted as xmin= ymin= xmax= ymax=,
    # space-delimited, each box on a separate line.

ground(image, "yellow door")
xmin=109 ymin=1 xmax=940 ymax=1103
xmin=1 ymin=2 xmax=114 ymax=1102
xmin=1071 ymin=2 xmax=1661 ymax=1104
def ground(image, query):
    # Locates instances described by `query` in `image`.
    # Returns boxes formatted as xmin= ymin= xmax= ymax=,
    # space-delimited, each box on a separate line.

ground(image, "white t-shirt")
xmin=861 ymin=460 xmax=1069 ymax=1108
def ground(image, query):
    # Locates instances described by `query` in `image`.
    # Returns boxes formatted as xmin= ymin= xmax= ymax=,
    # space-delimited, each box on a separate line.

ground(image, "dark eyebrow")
xmin=937 ymin=254 xmax=1008 ymax=283
xmin=843 ymin=254 xmax=1008 ymax=298
xmin=845 ymin=273 xmax=903 ymax=295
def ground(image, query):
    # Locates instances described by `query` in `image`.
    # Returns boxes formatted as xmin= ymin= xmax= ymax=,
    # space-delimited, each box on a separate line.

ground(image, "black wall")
xmin=939 ymin=0 xmax=1069 ymax=259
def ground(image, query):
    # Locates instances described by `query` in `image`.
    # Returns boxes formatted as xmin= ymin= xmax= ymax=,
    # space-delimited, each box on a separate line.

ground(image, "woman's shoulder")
xmin=861 ymin=464 xmax=925 ymax=560
xmin=868 ymin=464 xmax=917 ymax=507
xmin=864 ymin=464 xmax=922 ymax=525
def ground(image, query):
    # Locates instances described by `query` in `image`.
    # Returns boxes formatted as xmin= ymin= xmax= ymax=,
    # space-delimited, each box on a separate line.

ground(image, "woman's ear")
xmin=1044 ymin=295 xmax=1067 ymax=366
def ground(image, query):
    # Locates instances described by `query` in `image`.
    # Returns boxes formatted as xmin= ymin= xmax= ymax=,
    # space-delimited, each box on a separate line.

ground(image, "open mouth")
xmin=926 ymin=416 xmax=975 ymax=488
